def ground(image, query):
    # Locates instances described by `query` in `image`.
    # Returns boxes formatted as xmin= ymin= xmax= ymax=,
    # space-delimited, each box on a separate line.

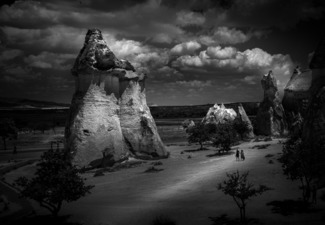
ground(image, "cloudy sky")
xmin=0 ymin=0 xmax=324 ymax=105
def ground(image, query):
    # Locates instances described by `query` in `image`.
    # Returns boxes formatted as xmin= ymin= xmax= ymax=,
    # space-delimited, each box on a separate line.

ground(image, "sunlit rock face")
xmin=65 ymin=84 xmax=128 ymax=167
xmin=237 ymin=104 xmax=255 ymax=138
xmin=65 ymin=29 xmax=167 ymax=167
xmin=303 ymin=35 xmax=325 ymax=144
xmin=255 ymin=71 xmax=287 ymax=136
xmin=203 ymin=103 xmax=237 ymax=124
xmin=119 ymin=81 xmax=167 ymax=157
xmin=202 ymin=103 xmax=254 ymax=138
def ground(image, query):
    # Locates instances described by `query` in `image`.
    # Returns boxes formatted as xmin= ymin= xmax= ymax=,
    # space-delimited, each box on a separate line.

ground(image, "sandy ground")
xmin=2 ymin=139 xmax=325 ymax=225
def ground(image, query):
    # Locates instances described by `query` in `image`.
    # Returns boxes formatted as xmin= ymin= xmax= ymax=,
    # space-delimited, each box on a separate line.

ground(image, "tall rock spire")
xmin=255 ymin=70 xmax=287 ymax=136
xmin=65 ymin=29 xmax=167 ymax=167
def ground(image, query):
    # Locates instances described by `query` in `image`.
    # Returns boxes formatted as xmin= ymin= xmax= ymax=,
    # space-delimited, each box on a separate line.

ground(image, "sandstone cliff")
xmin=65 ymin=29 xmax=167 ymax=167
xmin=255 ymin=71 xmax=287 ymax=136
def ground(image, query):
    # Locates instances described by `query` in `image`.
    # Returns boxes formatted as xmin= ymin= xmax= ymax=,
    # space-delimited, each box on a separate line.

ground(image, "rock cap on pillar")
xmin=71 ymin=29 xmax=135 ymax=76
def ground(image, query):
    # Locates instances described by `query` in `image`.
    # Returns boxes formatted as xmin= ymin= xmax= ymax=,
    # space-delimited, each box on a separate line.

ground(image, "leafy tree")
xmin=218 ymin=170 xmax=271 ymax=222
xmin=33 ymin=122 xmax=53 ymax=134
xmin=0 ymin=118 xmax=18 ymax=150
xmin=15 ymin=149 xmax=94 ymax=216
xmin=213 ymin=122 xmax=236 ymax=152
xmin=233 ymin=118 xmax=250 ymax=140
xmin=187 ymin=122 xmax=211 ymax=150
xmin=280 ymin=136 xmax=325 ymax=202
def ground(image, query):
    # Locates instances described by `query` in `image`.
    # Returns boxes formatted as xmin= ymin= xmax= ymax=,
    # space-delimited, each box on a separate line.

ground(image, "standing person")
xmin=235 ymin=149 xmax=240 ymax=161
xmin=241 ymin=149 xmax=245 ymax=161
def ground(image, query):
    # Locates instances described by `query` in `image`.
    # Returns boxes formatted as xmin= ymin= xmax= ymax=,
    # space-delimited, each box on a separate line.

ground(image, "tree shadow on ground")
xmin=266 ymin=199 xmax=321 ymax=216
xmin=184 ymin=147 xmax=210 ymax=152
xmin=209 ymin=214 xmax=263 ymax=225
xmin=9 ymin=214 xmax=82 ymax=225
xmin=206 ymin=151 xmax=234 ymax=158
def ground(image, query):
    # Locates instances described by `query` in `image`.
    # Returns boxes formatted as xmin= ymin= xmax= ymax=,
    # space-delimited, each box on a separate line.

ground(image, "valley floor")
xmin=3 ymin=139 xmax=325 ymax=225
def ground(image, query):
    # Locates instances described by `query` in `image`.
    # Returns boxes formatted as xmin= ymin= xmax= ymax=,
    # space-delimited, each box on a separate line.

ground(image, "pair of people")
xmin=236 ymin=149 xmax=245 ymax=161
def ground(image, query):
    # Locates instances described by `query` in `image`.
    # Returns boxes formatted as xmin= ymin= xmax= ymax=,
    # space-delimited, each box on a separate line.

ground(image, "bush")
xmin=144 ymin=166 xmax=164 ymax=173
xmin=15 ymin=149 xmax=94 ymax=216
xmin=280 ymin=136 xmax=325 ymax=202
xmin=232 ymin=119 xmax=250 ymax=140
xmin=187 ymin=122 xmax=212 ymax=150
xmin=213 ymin=122 xmax=237 ymax=152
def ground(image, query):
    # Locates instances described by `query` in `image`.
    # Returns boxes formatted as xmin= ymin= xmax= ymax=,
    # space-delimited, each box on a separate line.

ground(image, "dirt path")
xmin=59 ymin=139 xmax=325 ymax=225
xmin=3 ymin=139 xmax=324 ymax=225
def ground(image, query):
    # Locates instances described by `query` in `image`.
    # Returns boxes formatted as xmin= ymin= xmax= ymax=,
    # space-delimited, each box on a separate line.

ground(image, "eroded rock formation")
xmin=203 ymin=103 xmax=237 ymax=124
xmin=255 ymin=71 xmax=287 ymax=136
xmin=202 ymin=103 xmax=254 ymax=138
xmin=303 ymin=35 xmax=325 ymax=144
xmin=282 ymin=66 xmax=312 ymax=117
xmin=65 ymin=29 xmax=167 ymax=167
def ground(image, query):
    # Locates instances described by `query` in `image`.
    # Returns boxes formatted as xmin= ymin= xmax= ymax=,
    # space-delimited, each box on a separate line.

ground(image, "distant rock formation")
xmin=65 ymin=29 xmax=167 ymax=167
xmin=182 ymin=119 xmax=195 ymax=132
xmin=303 ymin=35 xmax=325 ymax=145
xmin=255 ymin=71 xmax=287 ymax=136
xmin=203 ymin=103 xmax=237 ymax=124
xmin=203 ymin=103 xmax=254 ymax=138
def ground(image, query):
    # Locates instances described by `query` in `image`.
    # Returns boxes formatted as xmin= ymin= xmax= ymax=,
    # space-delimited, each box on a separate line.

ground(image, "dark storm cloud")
xmin=0 ymin=0 xmax=324 ymax=105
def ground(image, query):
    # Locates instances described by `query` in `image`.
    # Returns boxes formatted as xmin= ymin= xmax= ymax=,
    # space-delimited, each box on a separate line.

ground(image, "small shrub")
xmin=187 ymin=155 xmax=192 ymax=159
xmin=152 ymin=161 xmax=163 ymax=166
xmin=265 ymin=154 xmax=274 ymax=158
xmin=144 ymin=166 xmax=164 ymax=173
xmin=93 ymin=170 xmax=104 ymax=177
xmin=268 ymin=160 xmax=274 ymax=164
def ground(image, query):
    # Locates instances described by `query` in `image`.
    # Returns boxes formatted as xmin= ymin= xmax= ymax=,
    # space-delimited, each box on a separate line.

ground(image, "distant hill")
xmin=0 ymin=98 xmax=259 ymax=128
xmin=0 ymin=97 xmax=70 ymax=109
xmin=150 ymin=102 xmax=259 ymax=119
